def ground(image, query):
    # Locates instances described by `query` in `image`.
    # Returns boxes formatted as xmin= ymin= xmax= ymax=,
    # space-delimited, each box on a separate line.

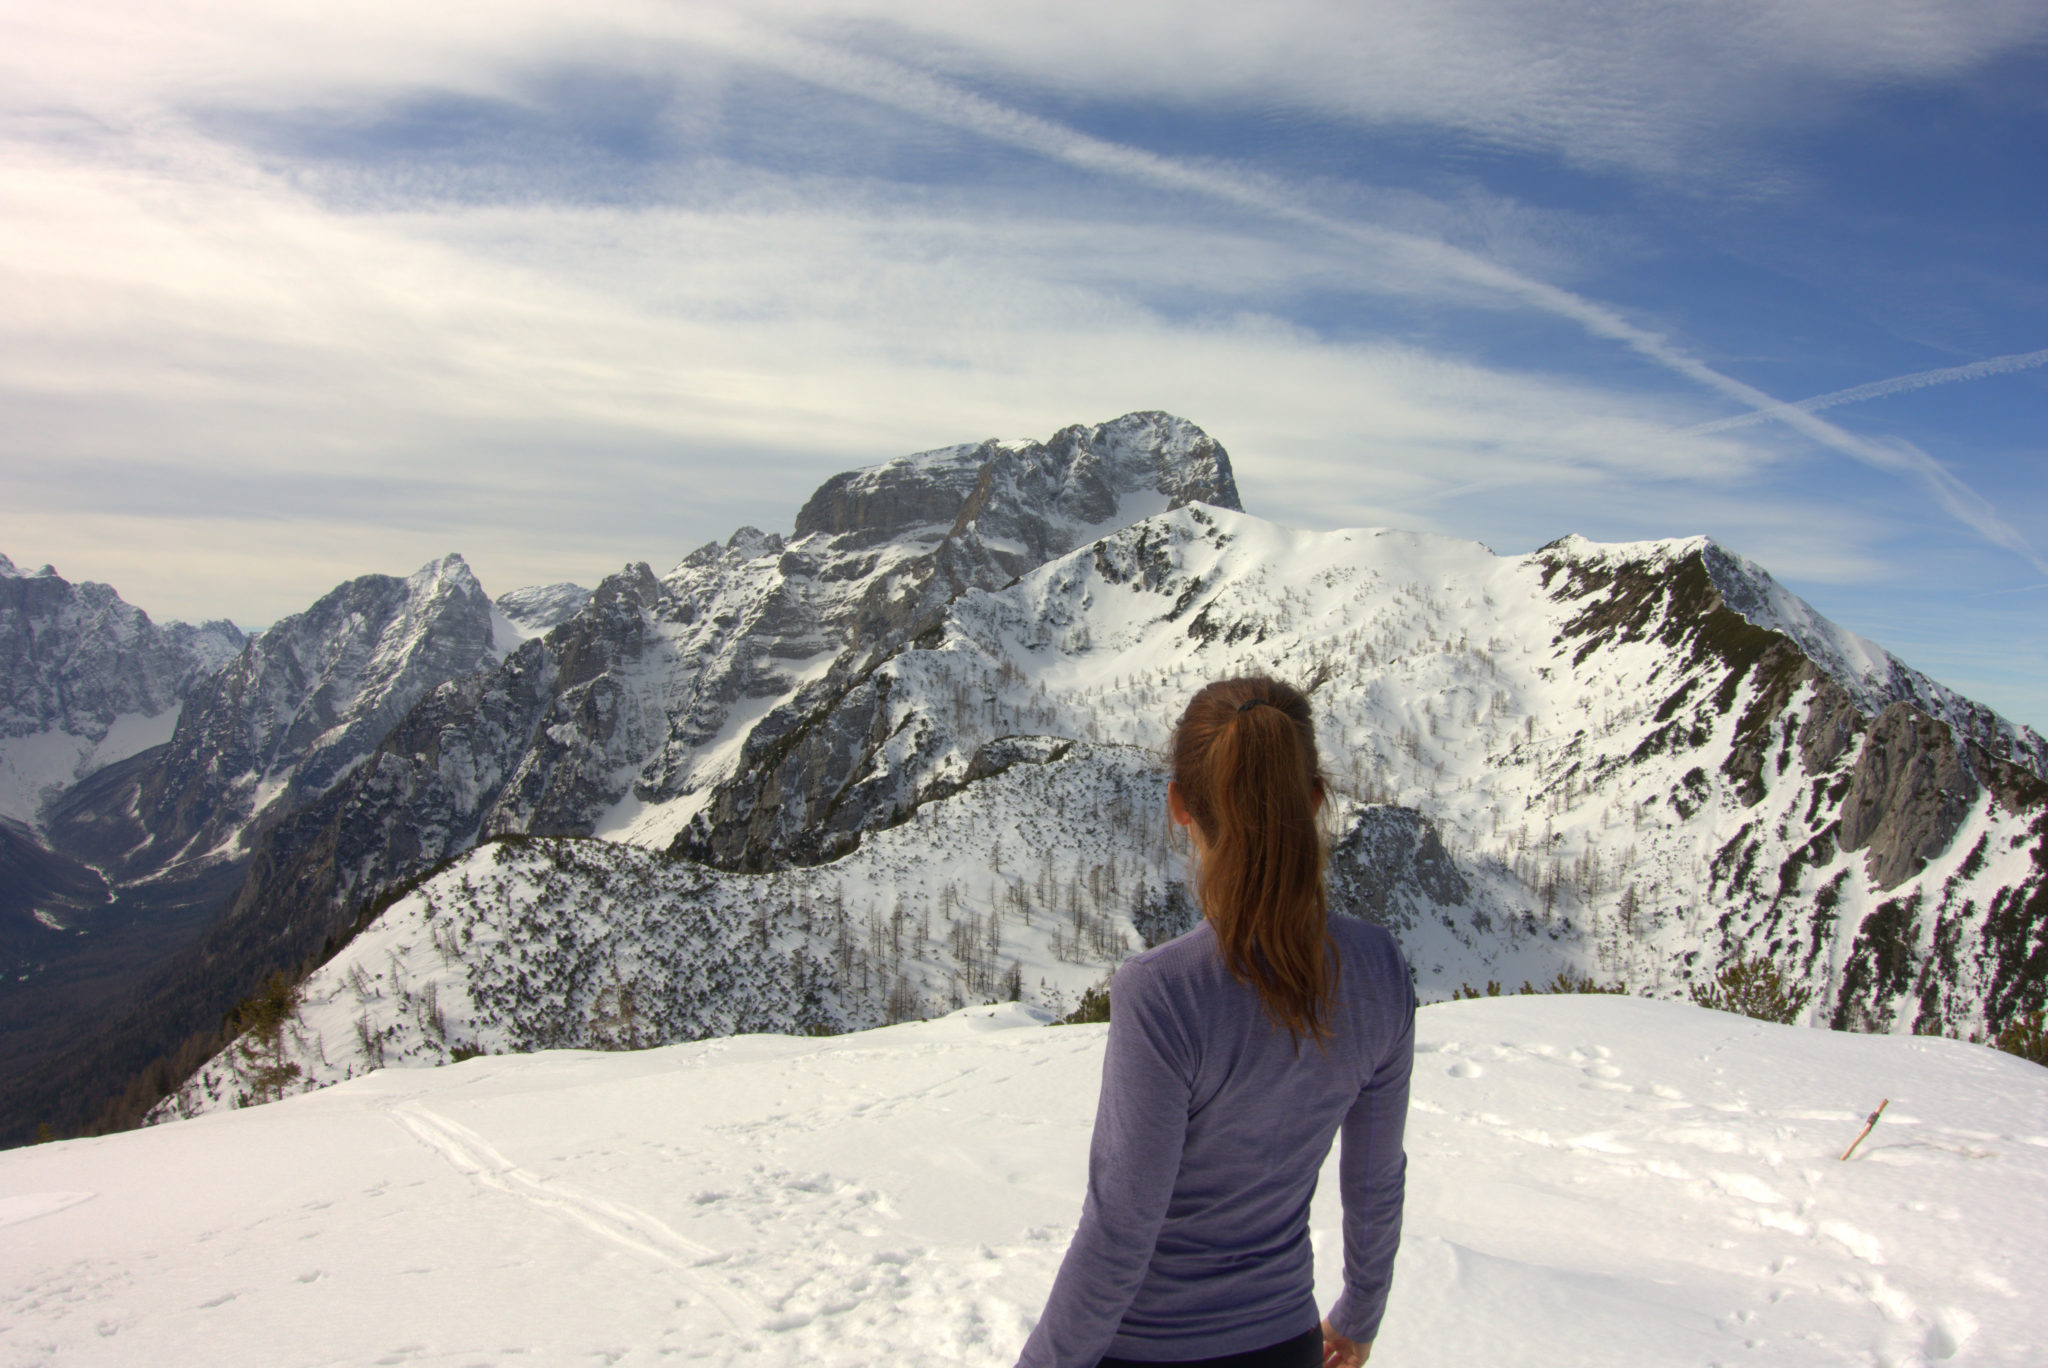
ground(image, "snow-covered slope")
xmin=158 ymin=741 xmax=1183 ymax=1111
xmin=493 ymin=581 xmax=591 ymax=635
xmin=129 ymin=425 xmax=2046 ymax=1135
xmin=13 ymin=997 xmax=2047 ymax=1367
xmin=3 ymin=415 xmax=1248 ymax=1146
xmin=671 ymin=506 xmax=2045 ymax=1036
xmin=152 ymin=415 xmax=1241 ymax=1052
xmin=156 ymin=507 xmax=2048 ymax=1123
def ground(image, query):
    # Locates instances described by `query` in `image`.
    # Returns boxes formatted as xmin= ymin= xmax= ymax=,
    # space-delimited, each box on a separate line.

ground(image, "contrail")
xmin=1689 ymin=349 xmax=2048 ymax=435
xmin=682 ymin=17 xmax=2044 ymax=573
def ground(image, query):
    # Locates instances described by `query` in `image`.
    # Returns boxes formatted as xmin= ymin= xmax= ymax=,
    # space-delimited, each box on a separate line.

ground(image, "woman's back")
xmin=1017 ymin=676 xmax=1414 ymax=1368
xmin=1018 ymin=914 xmax=1413 ymax=1366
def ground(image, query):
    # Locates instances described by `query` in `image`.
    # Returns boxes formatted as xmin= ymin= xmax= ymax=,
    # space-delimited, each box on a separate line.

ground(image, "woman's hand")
xmin=1320 ymin=1319 xmax=1370 ymax=1367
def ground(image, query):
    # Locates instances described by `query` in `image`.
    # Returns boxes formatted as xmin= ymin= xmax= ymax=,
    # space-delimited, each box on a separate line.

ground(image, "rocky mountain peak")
xmin=0 ymin=558 xmax=228 ymax=748
xmin=45 ymin=553 xmax=497 ymax=883
xmin=1536 ymin=533 xmax=2046 ymax=783
xmin=790 ymin=412 xmax=1239 ymax=554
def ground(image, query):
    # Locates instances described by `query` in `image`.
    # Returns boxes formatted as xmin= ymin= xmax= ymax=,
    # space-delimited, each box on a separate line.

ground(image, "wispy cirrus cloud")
xmin=2 ymin=0 xmax=2045 ymax=724
xmin=652 ymin=19 xmax=2046 ymax=571
xmin=1688 ymin=347 xmax=2048 ymax=434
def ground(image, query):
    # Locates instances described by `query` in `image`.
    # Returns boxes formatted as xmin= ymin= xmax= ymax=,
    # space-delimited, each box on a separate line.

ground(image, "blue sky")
xmin=2 ymin=1 xmax=2045 ymax=729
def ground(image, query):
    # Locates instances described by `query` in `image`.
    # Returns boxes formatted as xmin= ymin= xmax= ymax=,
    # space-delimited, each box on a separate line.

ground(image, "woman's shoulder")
xmin=1330 ymin=913 xmax=1402 ymax=956
xmin=1330 ymin=917 xmax=1414 ymax=994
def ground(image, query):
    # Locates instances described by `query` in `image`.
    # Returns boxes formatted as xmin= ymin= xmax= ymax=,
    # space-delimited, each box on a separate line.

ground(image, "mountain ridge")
xmin=3 ymin=413 xmax=2043 ymax=1144
xmin=153 ymin=502 xmax=2047 ymax=1123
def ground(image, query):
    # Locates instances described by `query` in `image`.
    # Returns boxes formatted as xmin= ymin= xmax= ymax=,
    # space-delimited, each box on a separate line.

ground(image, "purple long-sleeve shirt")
xmin=1018 ymin=916 xmax=1414 ymax=1368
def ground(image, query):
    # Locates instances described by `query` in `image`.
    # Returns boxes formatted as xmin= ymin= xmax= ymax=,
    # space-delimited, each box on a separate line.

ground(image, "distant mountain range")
xmin=2 ymin=413 xmax=2041 ymax=1141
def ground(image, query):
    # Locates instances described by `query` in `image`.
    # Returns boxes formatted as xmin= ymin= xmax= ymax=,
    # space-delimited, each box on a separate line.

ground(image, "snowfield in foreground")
xmin=4 ymin=997 xmax=2044 ymax=1367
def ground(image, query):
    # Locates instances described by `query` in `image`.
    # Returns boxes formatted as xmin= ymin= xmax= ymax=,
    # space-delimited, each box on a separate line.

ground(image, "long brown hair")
xmin=1170 ymin=675 xmax=1334 ymax=1044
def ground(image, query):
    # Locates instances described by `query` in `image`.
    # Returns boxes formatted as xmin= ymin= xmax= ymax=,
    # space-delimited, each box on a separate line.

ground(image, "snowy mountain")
xmin=0 ymin=415 xmax=1242 ymax=1144
xmin=10 ymin=997 xmax=2045 ymax=1367
xmin=44 ymin=553 xmax=496 ymax=885
xmin=10 ymin=411 xmax=2045 ymax=1147
xmin=0 ymin=553 xmax=242 ymax=827
xmin=0 ymin=557 xmax=249 ymax=1070
xmin=0 ymin=555 xmax=501 ymax=1147
xmin=157 ymin=461 xmax=2046 ymax=1127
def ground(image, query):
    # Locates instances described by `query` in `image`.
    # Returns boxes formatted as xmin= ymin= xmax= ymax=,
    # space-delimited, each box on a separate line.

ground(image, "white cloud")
xmin=11 ymin=1 xmax=2045 ymax=175
xmin=3 ymin=0 xmax=2041 ymax=644
xmin=2 ymin=117 xmax=1822 ymax=619
xmin=1689 ymin=348 xmax=2048 ymax=434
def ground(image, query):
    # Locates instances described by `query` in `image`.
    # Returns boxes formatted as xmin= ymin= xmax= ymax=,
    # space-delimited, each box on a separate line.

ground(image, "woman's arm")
xmin=1015 ymin=960 xmax=1192 ymax=1368
xmin=1324 ymin=990 xmax=1414 ymax=1346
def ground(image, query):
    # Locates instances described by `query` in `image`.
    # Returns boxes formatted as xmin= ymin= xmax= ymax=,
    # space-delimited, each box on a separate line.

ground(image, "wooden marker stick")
xmin=1839 ymin=1098 xmax=1889 ymax=1161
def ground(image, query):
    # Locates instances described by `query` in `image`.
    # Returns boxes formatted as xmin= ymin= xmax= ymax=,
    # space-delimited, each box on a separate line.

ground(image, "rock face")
xmin=674 ymin=416 xmax=1240 ymax=870
xmin=0 ymin=414 xmax=1250 ymax=1143
xmin=220 ymin=413 xmax=1245 ymax=914
xmin=45 ymin=555 xmax=495 ymax=883
xmin=0 ymin=555 xmax=222 ymax=744
xmin=0 ymin=554 xmax=245 ymax=824
xmin=1327 ymin=806 xmax=1470 ymax=932
xmin=0 ymin=555 xmax=500 ymax=1144
xmin=1838 ymin=703 xmax=1976 ymax=892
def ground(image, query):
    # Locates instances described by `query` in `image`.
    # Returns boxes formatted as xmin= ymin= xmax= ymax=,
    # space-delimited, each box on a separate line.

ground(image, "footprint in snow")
xmin=1448 ymin=1060 xmax=1483 ymax=1079
xmin=1923 ymin=1307 xmax=1978 ymax=1360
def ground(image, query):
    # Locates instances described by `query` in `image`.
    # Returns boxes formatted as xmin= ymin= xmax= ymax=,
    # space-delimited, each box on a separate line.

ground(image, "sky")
xmin=3 ymin=1 xmax=2045 ymax=730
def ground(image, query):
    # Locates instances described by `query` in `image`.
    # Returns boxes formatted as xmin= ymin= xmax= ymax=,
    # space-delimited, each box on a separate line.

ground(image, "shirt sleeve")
xmin=1324 ymin=984 xmax=1414 ymax=1344
xmin=1015 ymin=959 xmax=1192 ymax=1368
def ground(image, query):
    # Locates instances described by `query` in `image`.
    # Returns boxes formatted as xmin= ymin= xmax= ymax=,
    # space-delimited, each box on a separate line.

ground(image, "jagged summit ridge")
xmin=1540 ymin=532 xmax=2046 ymax=779
xmin=154 ymin=500 xmax=2048 ymax=1126
xmin=194 ymin=412 xmax=1246 ymax=911
xmin=44 ymin=553 xmax=495 ymax=884
xmin=793 ymin=411 xmax=1240 ymax=547
xmin=0 ymin=556 xmax=248 ymax=828
xmin=0 ymin=558 xmax=243 ymax=745
xmin=0 ymin=415 xmax=1251 ymax=1143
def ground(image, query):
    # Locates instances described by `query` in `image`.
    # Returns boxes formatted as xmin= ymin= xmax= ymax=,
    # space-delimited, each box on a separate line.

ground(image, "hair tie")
xmin=1237 ymin=698 xmax=1270 ymax=714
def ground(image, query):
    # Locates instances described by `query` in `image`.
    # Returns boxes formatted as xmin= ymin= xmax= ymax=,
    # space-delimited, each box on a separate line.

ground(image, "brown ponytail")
xmin=1169 ymin=676 xmax=1334 ymax=1044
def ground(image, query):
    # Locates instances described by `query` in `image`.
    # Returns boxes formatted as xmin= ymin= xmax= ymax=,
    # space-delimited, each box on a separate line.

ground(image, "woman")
xmin=1017 ymin=677 xmax=1414 ymax=1368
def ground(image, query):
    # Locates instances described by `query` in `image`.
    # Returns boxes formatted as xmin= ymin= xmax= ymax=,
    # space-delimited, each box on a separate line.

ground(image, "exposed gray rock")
xmin=1326 ymin=805 xmax=1470 ymax=932
xmin=673 ymin=416 xmax=1241 ymax=869
xmin=1703 ymin=541 xmax=2047 ymax=780
xmin=0 ymin=558 xmax=239 ymax=744
xmin=483 ymin=564 xmax=677 ymax=837
xmin=1797 ymin=672 xmax=1865 ymax=775
xmin=209 ymin=637 xmax=565 ymax=958
xmin=1838 ymin=702 xmax=1976 ymax=891
xmin=965 ymin=735 xmax=1075 ymax=784
xmin=33 ymin=411 xmax=2048 ymax=1150
xmin=46 ymin=555 xmax=494 ymax=882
